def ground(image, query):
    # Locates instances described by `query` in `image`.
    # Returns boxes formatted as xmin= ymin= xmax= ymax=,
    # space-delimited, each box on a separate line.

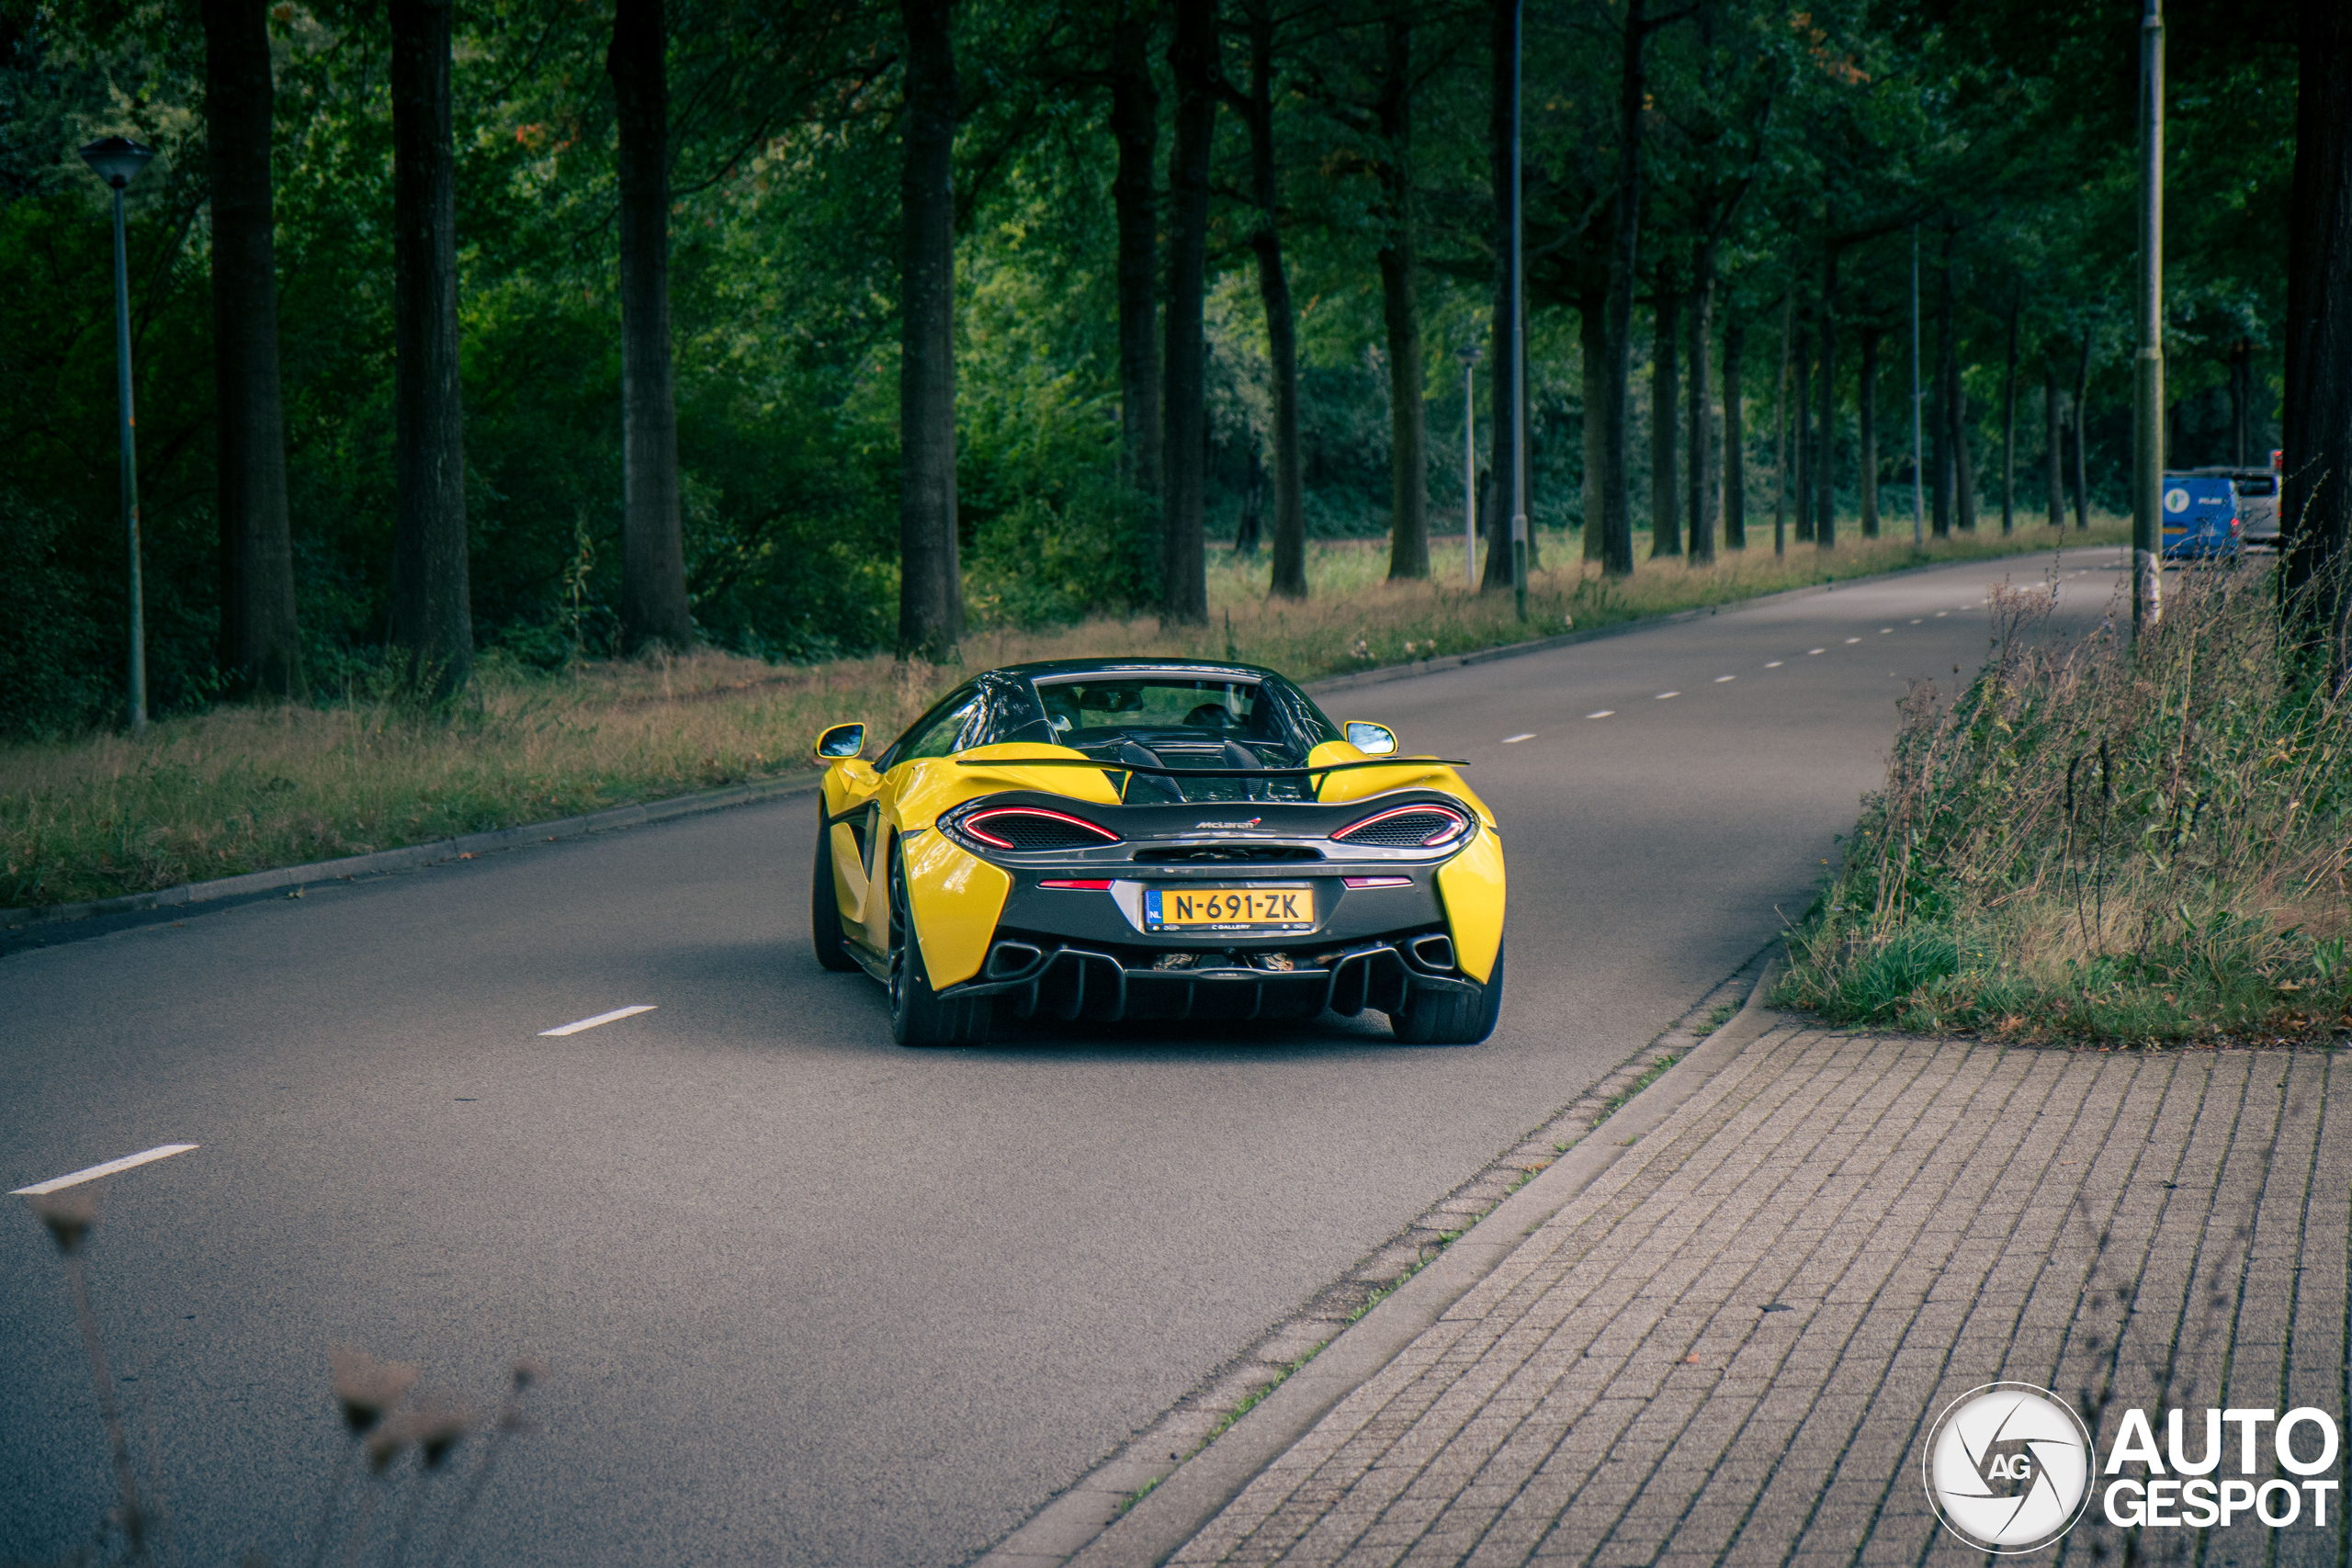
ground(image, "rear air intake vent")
xmin=1331 ymin=806 xmax=1469 ymax=849
xmin=953 ymin=807 xmax=1121 ymax=852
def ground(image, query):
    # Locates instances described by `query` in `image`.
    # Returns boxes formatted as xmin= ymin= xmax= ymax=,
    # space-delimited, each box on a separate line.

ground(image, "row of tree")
xmin=6 ymin=0 xmax=2348 ymax=728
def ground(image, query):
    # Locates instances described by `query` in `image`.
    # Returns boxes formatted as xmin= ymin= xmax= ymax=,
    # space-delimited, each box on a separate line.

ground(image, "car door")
xmin=857 ymin=684 xmax=987 ymax=953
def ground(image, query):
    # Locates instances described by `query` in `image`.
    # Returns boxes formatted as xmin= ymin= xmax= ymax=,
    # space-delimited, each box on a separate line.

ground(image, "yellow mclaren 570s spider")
xmin=808 ymin=659 xmax=1505 ymax=1047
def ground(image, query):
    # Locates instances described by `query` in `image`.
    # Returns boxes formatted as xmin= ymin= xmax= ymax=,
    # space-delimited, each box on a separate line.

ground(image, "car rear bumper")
xmin=945 ymin=935 xmax=1479 ymax=1023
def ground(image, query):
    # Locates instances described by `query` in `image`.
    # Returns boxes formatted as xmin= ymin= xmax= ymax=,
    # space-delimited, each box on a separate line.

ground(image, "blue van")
xmin=2161 ymin=473 xmax=2240 ymax=559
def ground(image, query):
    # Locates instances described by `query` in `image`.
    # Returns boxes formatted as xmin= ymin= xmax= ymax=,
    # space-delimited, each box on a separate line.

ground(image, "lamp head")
xmin=1456 ymin=343 xmax=1483 ymax=367
xmin=78 ymin=137 xmax=155 ymax=191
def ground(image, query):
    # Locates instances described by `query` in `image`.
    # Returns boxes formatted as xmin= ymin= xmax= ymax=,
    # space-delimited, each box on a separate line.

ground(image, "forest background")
xmin=0 ymin=0 xmax=2308 ymax=742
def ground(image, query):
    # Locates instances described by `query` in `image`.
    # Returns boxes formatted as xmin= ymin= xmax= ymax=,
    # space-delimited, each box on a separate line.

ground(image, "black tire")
xmin=810 ymin=807 xmax=860 ymax=973
xmin=888 ymin=851 xmax=993 ymax=1047
xmin=1389 ymin=940 xmax=1505 ymax=1044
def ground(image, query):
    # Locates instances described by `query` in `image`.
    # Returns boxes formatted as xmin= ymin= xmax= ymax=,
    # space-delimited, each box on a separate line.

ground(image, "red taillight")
xmin=1331 ymin=805 xmax=1470 ymax=849
xmin=956 ymin=807 xmax=1123 ymax=851
xmin=1039 ymin=879 xmax=1113 ymax=890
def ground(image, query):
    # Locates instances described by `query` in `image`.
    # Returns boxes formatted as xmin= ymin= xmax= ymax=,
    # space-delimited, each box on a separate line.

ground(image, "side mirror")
xmin=1343 ymin=720 xmax=1397 ymax=756
xmin=814 ymin=722 xmax=867 ymax=761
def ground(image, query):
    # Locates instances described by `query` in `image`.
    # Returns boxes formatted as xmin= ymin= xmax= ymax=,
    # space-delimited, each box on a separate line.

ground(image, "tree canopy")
xmin=0 ymin=0 xmax=2309 ymax=738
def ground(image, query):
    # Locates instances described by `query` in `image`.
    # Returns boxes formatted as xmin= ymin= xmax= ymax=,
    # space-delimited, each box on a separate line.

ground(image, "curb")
xmin=1 ymin=772 xmax=822 ymax=934
xmin=978 ymin=948 xmax=1788 ymax=1568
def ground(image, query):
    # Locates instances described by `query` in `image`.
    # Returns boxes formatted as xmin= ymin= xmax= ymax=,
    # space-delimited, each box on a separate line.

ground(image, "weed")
xmin=18 ymin=1190 xmax=541 ymax=1567
xmin=1594 ymin=1055 xmax=1681 ymax=1124
xmin=1776 ymin=558 xmax=2352 ymax=1043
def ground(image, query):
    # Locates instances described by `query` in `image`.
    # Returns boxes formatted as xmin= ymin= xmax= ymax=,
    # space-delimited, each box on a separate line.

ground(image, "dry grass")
xmin=3 ymin=519 xmax=2129 ymax=911
xmin=1775 ymin=554 xmax=2352 ymax=1043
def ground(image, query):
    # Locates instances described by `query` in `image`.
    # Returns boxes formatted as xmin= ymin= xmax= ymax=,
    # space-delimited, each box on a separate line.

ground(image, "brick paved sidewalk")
xmin=1142 ymin=1021 xmax=2350 ymax=1567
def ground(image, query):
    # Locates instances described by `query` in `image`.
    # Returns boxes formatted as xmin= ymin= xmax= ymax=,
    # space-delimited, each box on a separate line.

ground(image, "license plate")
xmin=1145 ymin=886 xmax=1315 ymax=931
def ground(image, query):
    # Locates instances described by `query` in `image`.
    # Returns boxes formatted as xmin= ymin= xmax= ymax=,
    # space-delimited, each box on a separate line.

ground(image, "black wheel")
xmin=810 ymin=806 xmax=860 ymax=973
xmin=1389 ymin=940 xmax=1505 ymax=1044
xmin=888 ymin=851 xmax=993 ymax=1047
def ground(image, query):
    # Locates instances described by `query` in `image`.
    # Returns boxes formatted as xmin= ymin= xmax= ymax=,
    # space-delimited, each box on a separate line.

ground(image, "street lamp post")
xmin=1507 ymin=0 xmax=1528 ymax=623
xmin=1458 ymin=343 xmax=1481 ymax=586
xmin=79 ymin=136 xmax=156 ymax=737
xmin=2132 ymin=0 xmax=2165 ymax=635
xmin=1910 ymin=226 xmax=1925 ymax=549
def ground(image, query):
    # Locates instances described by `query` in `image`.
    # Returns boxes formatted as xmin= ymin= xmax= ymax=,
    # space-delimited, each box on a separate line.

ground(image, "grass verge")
xmin=1771 ymin=556 xmax=2352 ymax=1045
xmin=4 ymin=519 xmax=2129 ymax=911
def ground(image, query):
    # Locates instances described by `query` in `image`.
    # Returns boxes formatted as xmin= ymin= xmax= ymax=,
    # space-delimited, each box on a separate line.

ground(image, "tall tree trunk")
xmin=1110 ymin=6 xmax=1160 ymax=504
xmin=1160 ymin=0 xmax=1214 ymax=622
xmin=1227 ymin=1 xmax=1306 ymax=601
xmin=1235 ymin=444 xmax=1263 ymax=555
xmin=2072 ymin=329 xmax=2090 ymax=529
xmin=897 ymin=0 xmax=962 ymax=658
xmin=1858 ymin=324 xmax=1880 ymax=538
xmin=1650 ymin=292 xmax=1679 ymax=556
xmin=2227 ymin=336 xmax=2250 ymax=468
xmin=1792 ymin=325 xmax=1812 ymax=542
xmin=2045 ymin=358 xmax=2066 ymax=527
xmin=1723 ymin=314 xmax=1746 ymax=548
xmin=2284 ymin=0 xmax=2352 ymax=680
xmin=1377 ymin=16 xmax=1428 ymax=581
xmin=1581 ymin=290 xmax=1605 ymax=560
xmin=1481 ymin=0 xmax=1521 ymax=591
xmin=1999 ymin=287 xmax=2018 ymax=534
xmin=1688 ymin=254 xmax=1716 ymax=564
xmin=1598 ymin=0 xmax=1649 ymax=578
xmin=1771 ymin=293 xmax=1792 ymax=555
xmin=1954 ymin=376 xmax=1977 ymax=529
xmin=389 ymin=0 xmax=470 ymax=699
xmin=1816 ymin=251 xmax=1836 ymax=547
xmin=611 ymin=0 xmax=693 ymax=654
xmin=205 ymin=0 xmax=300 ymax=697
xmin=1930 ymin=244 xmax=1952 ymax=538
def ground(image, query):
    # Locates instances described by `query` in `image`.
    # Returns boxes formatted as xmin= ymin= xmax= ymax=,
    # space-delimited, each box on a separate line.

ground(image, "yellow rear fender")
xmin=1434 ymin=825 xmax=1507 ymax=984
xmin=1306 ymin=741 xmax=1495 ymax=827
xmin=899 ymin=829 xmax=1012 ymax=989
xmin=888 ymin=743 xmax=1122 ymax=830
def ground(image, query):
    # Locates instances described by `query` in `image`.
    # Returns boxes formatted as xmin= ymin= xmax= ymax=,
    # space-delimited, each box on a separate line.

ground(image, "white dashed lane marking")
xmin=539 ymin=1005 xmax=658 ymax=1037
xmin=1657 ymin=692 xmax=1679 ymax=700
xmin=1587 ymin=710 xmax=1614 ymax=718
xmin=13 ymin=1144 xmax=198 ymax=1196
xmin=1845 ymin=637 xmax=1861 ymax=644
xmin=1714 ymin=676 xmax=1736 ymax=682
xmin=1765 ymin=661 xmax=1783 ymax=668
xmin=1502 ymin=733 xmax=1535 ymax=744
xmin=1809 ymin=649 xmax=1826 ymax=655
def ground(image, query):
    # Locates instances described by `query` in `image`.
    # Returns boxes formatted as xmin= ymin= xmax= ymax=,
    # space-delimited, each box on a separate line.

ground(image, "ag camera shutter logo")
xmin=1922 ymin=1382 xmax=2096 ymax=1552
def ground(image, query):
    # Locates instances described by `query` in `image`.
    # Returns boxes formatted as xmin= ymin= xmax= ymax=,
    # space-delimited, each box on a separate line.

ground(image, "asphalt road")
xmin=0 ymin=547 xmax=2127 ymax=1568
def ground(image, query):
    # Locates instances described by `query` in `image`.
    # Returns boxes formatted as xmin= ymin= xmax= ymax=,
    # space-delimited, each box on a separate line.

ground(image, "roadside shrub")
xmin=1778 ymin=560 xmax=2352 ymax=1043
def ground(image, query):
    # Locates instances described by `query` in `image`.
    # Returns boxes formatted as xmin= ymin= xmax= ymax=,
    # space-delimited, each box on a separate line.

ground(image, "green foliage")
xmin=0 ymin=0 xmax=2308 ymax=745
xmin=1777 ymin=565 xmax=2352 ymax=1043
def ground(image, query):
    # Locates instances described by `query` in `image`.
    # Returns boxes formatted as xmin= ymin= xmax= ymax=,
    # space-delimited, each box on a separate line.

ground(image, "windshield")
xmin=1027 ymin=672 xmax=1339 ymax=802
